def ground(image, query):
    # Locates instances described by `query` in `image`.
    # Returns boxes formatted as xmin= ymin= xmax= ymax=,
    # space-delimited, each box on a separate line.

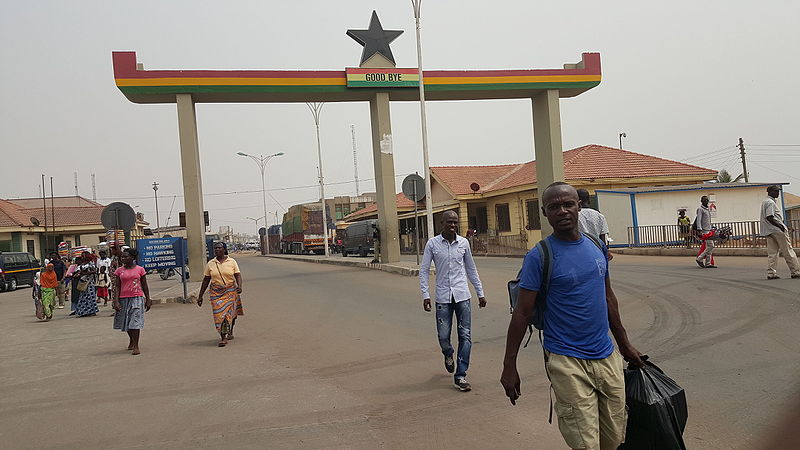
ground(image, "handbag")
xmin=76 ymin=279 xmax=89 ymax=292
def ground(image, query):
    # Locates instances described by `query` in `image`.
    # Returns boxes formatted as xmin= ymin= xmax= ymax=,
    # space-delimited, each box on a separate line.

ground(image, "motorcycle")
xmin=158 ymin=267 xmax=190 ymax=281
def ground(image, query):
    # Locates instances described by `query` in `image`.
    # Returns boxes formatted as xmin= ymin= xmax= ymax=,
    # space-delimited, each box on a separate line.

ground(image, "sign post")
xmin=401 ymin=173 xmax=426 ymax=266
xmin=137 ymin=237 xmax=189 ymax=302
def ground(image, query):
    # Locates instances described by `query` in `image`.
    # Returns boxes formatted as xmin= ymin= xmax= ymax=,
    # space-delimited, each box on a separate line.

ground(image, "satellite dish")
xmin=101 ymin=202 xmax=136 ymax=231
xmin=402 ymin=174 xmax=426 ymax=202
xmin=470 ymin=182 xmax=480 ymax=193
xmin=30 ymin=217 xmax=40 ymax=226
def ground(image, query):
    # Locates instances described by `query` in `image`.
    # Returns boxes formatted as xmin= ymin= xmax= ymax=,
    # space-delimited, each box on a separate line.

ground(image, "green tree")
xmin=717 ymin=169 xmax=743 ymax=183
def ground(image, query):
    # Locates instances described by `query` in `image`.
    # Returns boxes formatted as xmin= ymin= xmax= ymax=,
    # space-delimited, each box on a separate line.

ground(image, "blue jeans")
xmin=435 ymin=299 xmax=472 ymax=380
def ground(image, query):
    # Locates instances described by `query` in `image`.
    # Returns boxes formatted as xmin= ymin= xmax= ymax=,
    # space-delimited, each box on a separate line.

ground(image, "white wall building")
xmin=596 ymin=183 xmax=790 ymax=247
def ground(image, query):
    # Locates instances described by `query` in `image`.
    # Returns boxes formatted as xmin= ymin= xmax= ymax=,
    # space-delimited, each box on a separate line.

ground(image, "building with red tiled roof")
xmin=0 ymin=196 xmax=149 ymax=258
xmin=345 ymin=145 xmax=717 ymax=251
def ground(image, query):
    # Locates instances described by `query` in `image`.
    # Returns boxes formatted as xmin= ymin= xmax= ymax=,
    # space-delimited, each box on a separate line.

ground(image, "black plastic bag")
xmin=619 ymin=357 xmax=688 ymax=450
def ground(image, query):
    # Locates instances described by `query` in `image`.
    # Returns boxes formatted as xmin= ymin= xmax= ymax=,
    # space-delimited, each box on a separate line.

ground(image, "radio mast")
xmin=351 ymin=124 xmax=360 ymax=196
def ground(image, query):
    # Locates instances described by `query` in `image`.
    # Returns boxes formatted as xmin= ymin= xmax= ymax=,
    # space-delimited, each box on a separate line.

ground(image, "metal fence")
xmin=627 ymin=220 xmax=800 ymax=248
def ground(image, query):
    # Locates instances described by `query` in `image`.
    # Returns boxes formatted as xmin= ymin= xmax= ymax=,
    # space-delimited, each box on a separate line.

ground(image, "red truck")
xmin=280 ymin=204 xmax=334 ymax=254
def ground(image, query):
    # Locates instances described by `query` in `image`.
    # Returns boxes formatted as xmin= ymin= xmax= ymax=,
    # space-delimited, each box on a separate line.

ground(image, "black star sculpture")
xmin=346 ymin=11 xmax=403 ymax=66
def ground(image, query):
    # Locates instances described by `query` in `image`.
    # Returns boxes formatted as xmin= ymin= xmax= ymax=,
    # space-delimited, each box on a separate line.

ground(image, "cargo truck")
xmin=280 ymin=204 xmax=334 ymax=254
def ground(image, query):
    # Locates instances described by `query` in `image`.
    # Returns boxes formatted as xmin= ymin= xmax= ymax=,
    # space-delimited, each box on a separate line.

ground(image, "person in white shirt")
xmin=419 ymin=210 xmax=486 ymax=392
xmin=97 ymin=250 xmax=112 ymax=272
xmin=576 ymin=189 xmax=610 ymax=245
xmin=760 ymin=185 xmax=800 ymax=280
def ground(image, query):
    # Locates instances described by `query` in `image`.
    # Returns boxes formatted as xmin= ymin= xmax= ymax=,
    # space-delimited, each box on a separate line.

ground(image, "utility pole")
xmin=351 ymin=124 xmax=360 ymax=196
xmin=152 ymin=182 xmax=160 ymax=234
xmin=738 ymin=138 xmax=749 ymax=183
xmin=91 ymin=173 xmax=97 ymax=201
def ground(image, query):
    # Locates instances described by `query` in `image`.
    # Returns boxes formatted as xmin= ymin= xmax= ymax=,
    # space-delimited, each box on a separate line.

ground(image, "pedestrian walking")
xmin=371 ymin=223 xmax=381 ymax=264
xmin=97 ymin=266 xmax=110 ymax=306
xmin=112 ymin=247 xmax=151 ymax=355
xmin=197 ymin=242 xmax=244 ymax=347
xmin=677 ymin=210 xmax=692 ymax=248
xmin=501 ymin=182 xmax=643 ymax=450
xmin=49 ymin=252 xmax=67 ymax=309
xmin=65 ymin=258 xmax=78 ymax=314
xmin=39 ymin=263 xmax=59 ymax=321
xmin=73 ymin=252 xmax=99 ymax=317
xmin=419 ymin=210 xmax=486 ymax=392
xmin=695 ymin=195 xmax=716 ymax=268
xmin=577 ymin=188 xmax=609 ymax=245
xmin=760 ymin=185 xmax=800 ymax=280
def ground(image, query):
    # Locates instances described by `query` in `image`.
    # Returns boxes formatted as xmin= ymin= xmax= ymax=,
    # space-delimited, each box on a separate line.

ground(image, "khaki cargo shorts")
xmin=545 ymin=350 xmax=627 ymax=450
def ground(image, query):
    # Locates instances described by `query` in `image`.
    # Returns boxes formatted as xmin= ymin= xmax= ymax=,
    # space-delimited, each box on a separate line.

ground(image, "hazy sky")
xmin=2 ymin=1 xmax=798 ymax=234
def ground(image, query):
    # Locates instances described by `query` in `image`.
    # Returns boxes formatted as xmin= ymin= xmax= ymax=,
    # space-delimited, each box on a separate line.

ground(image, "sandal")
xmin=218 ymin=341 xmax=227 ymax=347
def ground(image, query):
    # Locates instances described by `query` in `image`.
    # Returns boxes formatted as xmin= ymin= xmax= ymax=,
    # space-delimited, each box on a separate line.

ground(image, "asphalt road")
xmin=1 ymin=253 xmax=798 ymax=449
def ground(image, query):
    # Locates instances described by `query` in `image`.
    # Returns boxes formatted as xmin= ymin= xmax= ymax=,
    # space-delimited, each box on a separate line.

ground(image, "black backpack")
xmin=508 ymin=232 xmax=605 ymax=346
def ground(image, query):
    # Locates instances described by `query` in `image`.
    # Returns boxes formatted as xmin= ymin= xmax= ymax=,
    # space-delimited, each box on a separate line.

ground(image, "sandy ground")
xmin=1 ymin=252 xmax=798 ymax=449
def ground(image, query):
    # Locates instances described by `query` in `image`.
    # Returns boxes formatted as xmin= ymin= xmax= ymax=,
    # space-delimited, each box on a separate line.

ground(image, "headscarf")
xmin=215 ymin=242 xmax=229 ymax=255
xmin=40 ymin=264 xmax=59 ymax=288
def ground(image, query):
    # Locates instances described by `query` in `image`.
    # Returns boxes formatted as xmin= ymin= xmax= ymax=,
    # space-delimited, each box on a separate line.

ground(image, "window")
xmin=26 ymin=240 xmax=35 ymax=254
xmin=526 ymin=200 xmax=541 ymax=230
xmin=495 ymin=203 xmax=511 ymax=232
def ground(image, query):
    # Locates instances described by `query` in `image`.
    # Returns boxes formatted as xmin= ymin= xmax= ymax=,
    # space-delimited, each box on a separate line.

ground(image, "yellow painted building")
xmin=346 ymin=145 xmax=717 ymax=253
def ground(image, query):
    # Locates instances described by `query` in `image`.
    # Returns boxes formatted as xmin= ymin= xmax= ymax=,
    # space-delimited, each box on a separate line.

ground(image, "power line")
xmin=749 ymin=161 xmax=800 ymax=183
xmin=94 ymin=172 xmax=413 ymax=202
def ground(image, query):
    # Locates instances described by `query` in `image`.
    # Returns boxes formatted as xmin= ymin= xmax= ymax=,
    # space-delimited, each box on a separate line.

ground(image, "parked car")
xmin=341 ymin=219 xmax=378 ymax=257
xmin=0 ymin=252 xmax=40 ymax=292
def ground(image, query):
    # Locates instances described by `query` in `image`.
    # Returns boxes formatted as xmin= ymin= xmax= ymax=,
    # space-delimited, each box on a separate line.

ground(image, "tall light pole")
xmin=152 ymin=181 xmax=160 ymax=235
xmin=412 ymin=0 xmax=435 ymax=240
xmin=619 ymin=132 xmax=626 ymax=150
xmin=237 ymin=151 xmax=284 ymax=254
xmin=245 ymin=216 xmax=264 ymax=238
xmin=306 ymin=102 xmax=330 ymax=257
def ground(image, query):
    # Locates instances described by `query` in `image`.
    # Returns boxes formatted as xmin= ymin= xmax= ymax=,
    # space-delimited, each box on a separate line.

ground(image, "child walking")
xmin=97 ymin=265 xmax=110 ymax=306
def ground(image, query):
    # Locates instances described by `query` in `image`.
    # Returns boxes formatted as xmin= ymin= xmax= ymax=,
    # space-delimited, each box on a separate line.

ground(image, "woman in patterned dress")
xmin=197 ymin=242 xmax=243 ymax=347
xmin=73 ymin=252 xmax=99 ymax=317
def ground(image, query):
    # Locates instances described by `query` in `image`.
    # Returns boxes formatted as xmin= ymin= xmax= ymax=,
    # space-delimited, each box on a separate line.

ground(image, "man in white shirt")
xmin=419 ymin=210 xmax=486 ymax=392
xmin=577 ymin=189 xmax=609 ymax=245
xmin=760 ymin=185 xmax=800 ymax=280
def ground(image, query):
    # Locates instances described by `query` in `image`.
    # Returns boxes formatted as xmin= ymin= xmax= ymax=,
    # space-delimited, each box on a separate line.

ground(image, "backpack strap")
xmin=537 ymin=237 xmax=555 ymax=424
xmin=582 ymin=232 xmax=604 ymax=252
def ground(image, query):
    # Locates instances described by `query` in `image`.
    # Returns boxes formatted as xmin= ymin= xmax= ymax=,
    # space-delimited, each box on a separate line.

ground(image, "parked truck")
xmin=280 ymin=204 xmax=334 ymax=254
xmin=267 ymin=224 xmax=282 ymax=254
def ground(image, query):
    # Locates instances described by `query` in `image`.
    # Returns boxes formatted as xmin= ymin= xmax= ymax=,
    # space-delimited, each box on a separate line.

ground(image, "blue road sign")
xmin=136 ymin=237 xmax=186 ymax=271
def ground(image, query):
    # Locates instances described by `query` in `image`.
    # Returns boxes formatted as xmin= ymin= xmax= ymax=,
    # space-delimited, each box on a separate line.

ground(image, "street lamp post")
xmin=152 ymin=182 xmax=160 ymax=236
xmin=411 ymin=0 xmax=435 ymax=241
xmin=237 ymin=151 xmax=284 ymax=254
xmin=245 ymin=216 xmax=264 ymax=237
xmin=619 ymin=132 xmax=626 ymax=150
xmin=306 ymin=102 xmax=330 ymax=257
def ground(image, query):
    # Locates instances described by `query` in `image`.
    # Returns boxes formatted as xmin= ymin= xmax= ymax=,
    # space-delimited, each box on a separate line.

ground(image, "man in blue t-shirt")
xmin=501 ymin=182 xmax=643 ymax=449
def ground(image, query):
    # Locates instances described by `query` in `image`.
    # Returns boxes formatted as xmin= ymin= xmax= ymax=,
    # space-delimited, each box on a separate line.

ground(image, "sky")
xmin=2 ymin=1 xmax=798 ymax=235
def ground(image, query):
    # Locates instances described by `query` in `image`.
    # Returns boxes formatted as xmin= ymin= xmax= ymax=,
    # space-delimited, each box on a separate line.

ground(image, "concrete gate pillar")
xmin=532 ymin=89 xmax=565 ymax=237
xmin=176 ymin=94 xmax=207 ymax=277
xmin=369 ymin=92 xmax=400 ymax=263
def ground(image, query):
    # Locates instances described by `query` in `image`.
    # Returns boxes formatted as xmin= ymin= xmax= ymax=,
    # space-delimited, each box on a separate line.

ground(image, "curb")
xmin=264 ymin=254 xmax=423 ymax=277
xmin=150 ymin=286 xmax=201 ymax=305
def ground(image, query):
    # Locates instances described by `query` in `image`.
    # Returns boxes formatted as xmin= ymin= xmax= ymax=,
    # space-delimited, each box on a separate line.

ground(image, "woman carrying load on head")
xmin=40 ymin=263 xmax=59 ymax=321
xmin=73 ymin=251 xmax=99 ymax=317
xmin=197 ymin=242 xmax=244 ymax=347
